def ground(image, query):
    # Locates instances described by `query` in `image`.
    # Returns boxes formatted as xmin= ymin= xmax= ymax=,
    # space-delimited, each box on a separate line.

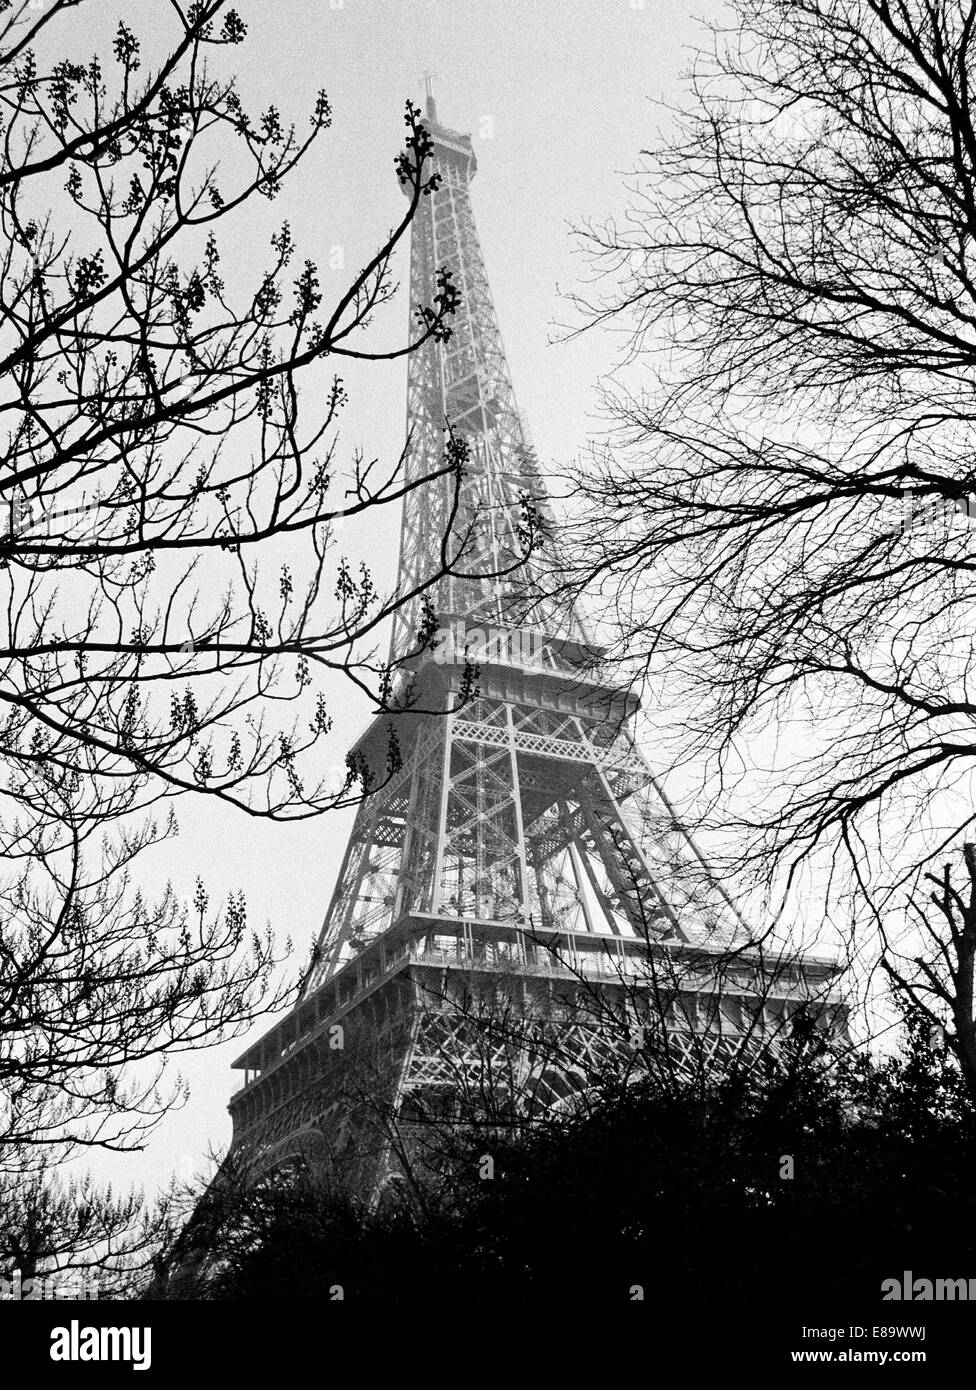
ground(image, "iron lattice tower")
xmin=228 ymin=97 xmax=844 ymax=1187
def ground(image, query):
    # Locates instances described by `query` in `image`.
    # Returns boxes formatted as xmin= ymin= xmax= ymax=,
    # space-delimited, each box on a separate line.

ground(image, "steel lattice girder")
xmin=304 ymin=698 xmax=748 ymax=993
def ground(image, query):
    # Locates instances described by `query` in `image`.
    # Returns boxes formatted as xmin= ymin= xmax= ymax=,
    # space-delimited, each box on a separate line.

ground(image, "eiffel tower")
xmin=227 ymin=93 xmax=845 ymax=1190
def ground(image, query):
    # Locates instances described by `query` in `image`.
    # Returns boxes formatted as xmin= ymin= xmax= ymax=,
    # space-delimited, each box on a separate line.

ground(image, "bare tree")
xmin=0 ymin=0 xmax=468 ymax=822
xmin=0 ymin=0 xmax=530 ymax=1171
xmin=882 ymin=841 xmax=976 ymax=1101
xmin=0 ymin=1148 xmax=175 ymax=1295
xmin=0 ymin=832 xmax=287 ymax=1166
xmin=563 ymin=0 xmax=976 ymax=934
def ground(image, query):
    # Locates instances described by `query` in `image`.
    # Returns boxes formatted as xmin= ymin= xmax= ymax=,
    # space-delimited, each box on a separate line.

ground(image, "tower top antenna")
xmin=422 ymin=70 xmax=438 ymax=124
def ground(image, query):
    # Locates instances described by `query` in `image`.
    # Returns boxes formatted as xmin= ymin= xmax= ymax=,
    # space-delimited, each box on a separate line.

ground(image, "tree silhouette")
xmin=0 ymin=0 xmax=520 ymax=1175
xmin=564 ymin=0 xmax=976 ymax=937
xmin=883 ymin=842 xmax=976 ymax=1102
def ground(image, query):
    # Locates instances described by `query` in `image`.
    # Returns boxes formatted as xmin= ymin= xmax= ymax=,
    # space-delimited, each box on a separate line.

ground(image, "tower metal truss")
xmin=227 ymin=96 xmax=845 ymax=1189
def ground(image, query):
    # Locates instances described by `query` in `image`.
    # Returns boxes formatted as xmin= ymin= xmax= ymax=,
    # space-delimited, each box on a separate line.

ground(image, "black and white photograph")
xmin=0 ymin=0 xmax=972 ymax=1371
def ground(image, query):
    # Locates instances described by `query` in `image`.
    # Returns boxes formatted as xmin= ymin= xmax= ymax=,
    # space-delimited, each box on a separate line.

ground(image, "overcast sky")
xmin=53 ymin=0 xmax=733 ymax=1196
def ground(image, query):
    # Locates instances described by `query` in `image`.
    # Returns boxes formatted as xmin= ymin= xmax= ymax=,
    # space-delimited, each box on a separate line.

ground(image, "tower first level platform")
xmin=228 ymin=654 xmax=846 ymax=1178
